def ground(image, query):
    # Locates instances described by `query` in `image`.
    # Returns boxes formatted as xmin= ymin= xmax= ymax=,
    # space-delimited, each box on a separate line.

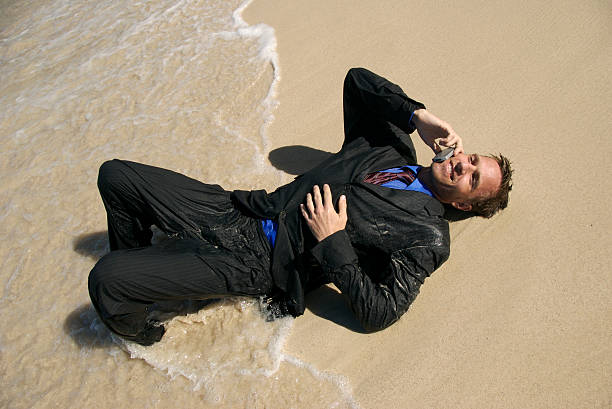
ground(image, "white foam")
xmin=283 ymin=354 xmax=362 ymax=409
xmin=124 ymin=298 xmax=295 ymax=401
xmin=124 ymin=298 xmax=359 ymax=407
xmin=225 ymin=0 xmax=281 ymax=154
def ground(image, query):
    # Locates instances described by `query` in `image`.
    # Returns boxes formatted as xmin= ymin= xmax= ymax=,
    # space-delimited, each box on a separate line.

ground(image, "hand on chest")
xmin=343 ymin=186 xmax=441 ymax=252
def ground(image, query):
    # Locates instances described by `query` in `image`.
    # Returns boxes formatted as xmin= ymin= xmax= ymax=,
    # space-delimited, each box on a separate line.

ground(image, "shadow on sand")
xmin=64 ymin=300 xmax=221 ymax=349
xmin=64 ymin=303 xmax=117 ymax=349
xmin=268 ymin=145 xmax=333 ymax=175
xmin=73 ymin=231 xmax=109 ymax=261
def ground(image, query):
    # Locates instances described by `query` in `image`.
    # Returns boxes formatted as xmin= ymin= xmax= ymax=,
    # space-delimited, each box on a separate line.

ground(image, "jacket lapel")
xmin=355 ymin=180 xmax=445 ymax=217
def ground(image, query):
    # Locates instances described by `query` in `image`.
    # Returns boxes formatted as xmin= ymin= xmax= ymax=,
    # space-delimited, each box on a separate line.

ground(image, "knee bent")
xmin=88 ymin=251 xmax=125 ymax=309
xmin=97 ymin=159 xmax=126 ymax=195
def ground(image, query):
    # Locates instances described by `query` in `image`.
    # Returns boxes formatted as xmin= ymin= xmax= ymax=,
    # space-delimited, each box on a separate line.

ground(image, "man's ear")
xmin=451 ymin=201 xmax=472 ymax=212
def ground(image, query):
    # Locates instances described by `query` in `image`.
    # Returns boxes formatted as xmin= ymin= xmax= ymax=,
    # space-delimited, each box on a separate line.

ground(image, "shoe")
xmin=132 ymin=321 xmax=166 ymax=346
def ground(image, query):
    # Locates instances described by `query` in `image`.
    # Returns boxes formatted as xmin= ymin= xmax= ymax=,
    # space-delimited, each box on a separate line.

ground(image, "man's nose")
xmin=455 ymin=157 xmax=475 ymax=176
xmin=464 ymin=160 xmax=476 ymax=173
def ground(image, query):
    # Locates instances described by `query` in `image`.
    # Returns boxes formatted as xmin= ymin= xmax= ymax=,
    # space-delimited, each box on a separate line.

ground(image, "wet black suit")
xmin=89 ymin=160 xmax=275 ymax=344
xmin=88 ymin=68 xmax=450 ymax=345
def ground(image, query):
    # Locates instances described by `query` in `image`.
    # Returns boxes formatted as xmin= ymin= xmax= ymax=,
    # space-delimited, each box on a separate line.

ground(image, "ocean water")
xmin=0 ymin=0 xmax=358 ymax=407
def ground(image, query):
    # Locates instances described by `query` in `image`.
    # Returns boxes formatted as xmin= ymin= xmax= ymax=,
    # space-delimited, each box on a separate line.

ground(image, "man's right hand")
xmin=412 ymin=109 xmax=464 ymax=155
xmin=300 ymin=185 xmax=347 ymax=242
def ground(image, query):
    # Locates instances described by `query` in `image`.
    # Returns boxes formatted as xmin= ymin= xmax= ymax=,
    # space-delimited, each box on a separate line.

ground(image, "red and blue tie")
xmin=363 ymin=166 xmax=416 ymax=186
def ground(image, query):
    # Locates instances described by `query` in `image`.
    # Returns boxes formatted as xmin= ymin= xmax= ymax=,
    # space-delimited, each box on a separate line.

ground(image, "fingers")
xmin=438 ymin=132 xmax=464 ymax=155
xmin=301 ymin=185 xmax=345 ymax=216
xmin=304 ymin=190 xmax=315 ymax=216
xmin=300 ymin=185 xmax=348 ymax=241
xmin=313 ymin=184 xmax=323 ymax=208
xmin=415 ymin=110 xmax=465 ymax=155
xmin=438 ymin=133 xmax=456 ymax=147
xmin=301 ymin=185 xmax=325 ymax=220
xmin=338 ymin=194 xmax=347 ymax=218
xmin=322 ymin=184 xmax=333 ymax=208
xmin=454 ymin=136 xmax=464 ymax=154
xmin=299 ymin=203 xmax=309 ymax=220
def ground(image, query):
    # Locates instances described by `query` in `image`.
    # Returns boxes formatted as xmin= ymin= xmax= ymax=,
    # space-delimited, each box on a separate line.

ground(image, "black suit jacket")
xmin=231 ymin=68 xmax=450 ymax=331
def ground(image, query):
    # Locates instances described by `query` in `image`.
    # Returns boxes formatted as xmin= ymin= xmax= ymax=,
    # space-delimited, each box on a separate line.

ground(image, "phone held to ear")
xmin=432 ymin=147 xmax=454 ymax=163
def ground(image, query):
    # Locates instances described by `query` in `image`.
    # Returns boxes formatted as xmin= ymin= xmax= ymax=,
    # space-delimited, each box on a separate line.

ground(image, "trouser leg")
xmin=91 ymin=159 xmax=274 ymax=345
xmin=97 ymin=159 xmax=236 ymax=250
xmin=89 ymin=233 xmax=273 ymax=345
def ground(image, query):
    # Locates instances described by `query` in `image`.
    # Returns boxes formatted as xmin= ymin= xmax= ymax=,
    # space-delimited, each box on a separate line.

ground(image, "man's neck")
xmin=416 ymin=166 xmax=438 ymax=200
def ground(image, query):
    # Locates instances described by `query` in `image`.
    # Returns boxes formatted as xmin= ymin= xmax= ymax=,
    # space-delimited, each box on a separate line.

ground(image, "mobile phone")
xmin=432 ymin=147 xmax=454 ymax=163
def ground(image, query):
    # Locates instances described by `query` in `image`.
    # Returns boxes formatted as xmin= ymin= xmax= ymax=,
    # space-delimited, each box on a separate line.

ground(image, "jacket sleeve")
xmin=343 ymin=67 xmax=426 ymax=147
xmin=310 ymin=229 xmax=441 ymax=332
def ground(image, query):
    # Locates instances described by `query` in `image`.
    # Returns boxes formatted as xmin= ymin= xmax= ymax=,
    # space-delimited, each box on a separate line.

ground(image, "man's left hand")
xmin=300 ymin=184 xmax=347 ymax=242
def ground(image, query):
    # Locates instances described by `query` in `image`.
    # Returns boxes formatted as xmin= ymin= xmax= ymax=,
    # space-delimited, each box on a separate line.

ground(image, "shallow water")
xmin=0 ymin=0 xmax=357 ymax=407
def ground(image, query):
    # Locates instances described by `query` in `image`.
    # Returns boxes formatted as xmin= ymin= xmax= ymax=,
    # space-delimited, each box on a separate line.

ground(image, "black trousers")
xmin=88 ymin=160 xmax=274 ymax=345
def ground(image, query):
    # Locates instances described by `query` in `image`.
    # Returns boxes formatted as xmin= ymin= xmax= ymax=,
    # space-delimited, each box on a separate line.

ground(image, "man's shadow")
xmin=67 ymin=232 xmax=115 ymax=348
xmin=268 ymin=145 xmax=334 ymax=175
xmin=73 ymin=231 xmax=109 ymax=260
xmin=64 ymin=304 xmax=117 ymax=348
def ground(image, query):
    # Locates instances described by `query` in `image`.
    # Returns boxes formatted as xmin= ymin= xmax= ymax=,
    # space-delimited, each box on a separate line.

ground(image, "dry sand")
xmin=244 ymin=0 xmax=612 ymax=407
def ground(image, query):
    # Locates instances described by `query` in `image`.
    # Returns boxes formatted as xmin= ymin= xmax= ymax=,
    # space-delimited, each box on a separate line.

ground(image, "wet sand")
xmin=244 ymin=0 xmax=612 ymax=407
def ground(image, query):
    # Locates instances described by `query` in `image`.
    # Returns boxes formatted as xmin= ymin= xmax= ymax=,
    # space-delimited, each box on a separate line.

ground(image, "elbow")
xmin=346 ymin=67 xmax=369 ymax=80
xmin=359 ymin=314 xmax=400 ymax=333
xmin=347 ymin=67 xmax=367 ymax=74
xmin=362 ymin=323 xmax=387 ymax=334
xmin=356 ymin=296 xmax=414 ymax=333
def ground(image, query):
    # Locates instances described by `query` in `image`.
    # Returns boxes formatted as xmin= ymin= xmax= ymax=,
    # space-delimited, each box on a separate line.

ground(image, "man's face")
xmin=429 ymin=153 xmax=502 ymax=211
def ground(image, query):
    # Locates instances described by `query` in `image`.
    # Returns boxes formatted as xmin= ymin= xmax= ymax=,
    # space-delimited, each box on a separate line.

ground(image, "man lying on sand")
xmin=88 ymin=68 xmax=513 ymax=345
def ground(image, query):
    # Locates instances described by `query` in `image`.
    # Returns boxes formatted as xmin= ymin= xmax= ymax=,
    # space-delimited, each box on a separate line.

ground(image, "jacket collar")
xmin=355 ymin=180 xmax=446 ymax=217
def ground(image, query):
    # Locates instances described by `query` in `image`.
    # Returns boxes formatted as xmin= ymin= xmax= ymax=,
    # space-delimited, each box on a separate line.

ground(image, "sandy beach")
xmin=1 ymin=0 xmax=610 ymax=407
xmin=244 ymin=0 xmax=612 ymax=407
